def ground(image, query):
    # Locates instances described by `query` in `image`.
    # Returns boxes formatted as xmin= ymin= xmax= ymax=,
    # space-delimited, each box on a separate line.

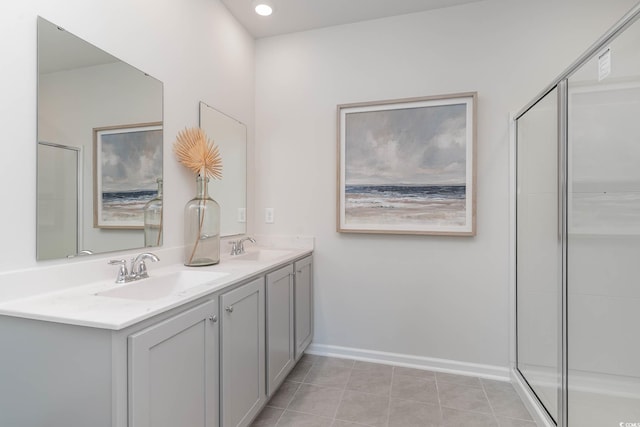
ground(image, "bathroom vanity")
xmin=0 ymin=247 xmax=313 ymax=427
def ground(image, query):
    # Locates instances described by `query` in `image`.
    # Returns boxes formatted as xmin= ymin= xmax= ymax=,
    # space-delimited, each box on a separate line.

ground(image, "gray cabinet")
xmin=294 ymin=256 xmax=313 ymax=360
xmin=128 ymin=299 xmax=219 ymax=427
xmin=266 ymin=264 xmax=295 ymax=396
xmin=0 ymin=316 xmax=115 ymax=427
xmin=0 ymin=253 xmax=312 ymax=427
xmin=220 ymin=277 xmax=266 ymax=427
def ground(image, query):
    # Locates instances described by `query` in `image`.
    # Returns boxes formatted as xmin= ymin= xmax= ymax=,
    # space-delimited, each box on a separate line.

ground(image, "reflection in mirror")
xmin=199 ymin=102 xmax=247 ymax=237
xmin=37 ymin=17 xmax=163 ymax=260
xmin=37 ymin=142 xmax=81 ymax=260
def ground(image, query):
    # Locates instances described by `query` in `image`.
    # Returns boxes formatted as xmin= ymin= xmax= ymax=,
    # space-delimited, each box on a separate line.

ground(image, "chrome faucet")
xmin=130 ymin=252 xmax=160 ymax=280
xmin=108 ymin=259 xmax=129 ymax=284
xmin=229 ymin=237 xmax=256 ymax=255
xmin=66 ymin=249 xmax=94 ymax=259
xmin=109 ymin=252 xmax=159 ymax=284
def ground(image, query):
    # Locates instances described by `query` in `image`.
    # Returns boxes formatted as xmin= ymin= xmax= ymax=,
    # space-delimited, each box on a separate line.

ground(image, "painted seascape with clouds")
xmin=94 ymin=123 xmax=163 ymax=228
xmin=338 ymin=94 xmax=476 ymax=235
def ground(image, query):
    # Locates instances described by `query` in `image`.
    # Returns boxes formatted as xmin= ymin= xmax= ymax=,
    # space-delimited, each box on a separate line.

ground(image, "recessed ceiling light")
xmin=252 ymin=0 xmax=274 ymax=16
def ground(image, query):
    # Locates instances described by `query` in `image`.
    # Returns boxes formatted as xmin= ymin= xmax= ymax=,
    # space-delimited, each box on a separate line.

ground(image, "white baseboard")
xmin=306 ymin=343 xmax=510 ymax=381
xmin=517 ymin=363 xmax=640 ymax=399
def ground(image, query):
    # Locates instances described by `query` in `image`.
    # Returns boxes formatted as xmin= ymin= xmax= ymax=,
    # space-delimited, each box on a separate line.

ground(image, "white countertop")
xmin=0 ymin=243 xmax=312 ymax=331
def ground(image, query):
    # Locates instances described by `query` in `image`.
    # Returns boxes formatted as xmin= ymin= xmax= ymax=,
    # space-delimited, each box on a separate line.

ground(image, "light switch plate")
xmin=265 ymin=208 xmax=274 ymax=224
xmin=237 ymin=208 xmax=246 ymax=223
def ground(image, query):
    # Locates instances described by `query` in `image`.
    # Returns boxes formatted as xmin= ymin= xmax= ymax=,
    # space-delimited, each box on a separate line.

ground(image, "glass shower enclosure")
xmin=514 ymin=3 xmax=640 ymax=426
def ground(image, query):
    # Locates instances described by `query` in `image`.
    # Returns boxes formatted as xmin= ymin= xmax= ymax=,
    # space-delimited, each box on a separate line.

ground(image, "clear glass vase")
xmin=184 ymin=176 xmax=220 ymax=266
xmin=143 ymin=178 xmax=163 ymax=247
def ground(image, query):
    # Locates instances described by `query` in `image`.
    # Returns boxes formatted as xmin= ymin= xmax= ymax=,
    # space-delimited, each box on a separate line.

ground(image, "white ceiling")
xmin=220 ymin=0 xmax=486 ymax=38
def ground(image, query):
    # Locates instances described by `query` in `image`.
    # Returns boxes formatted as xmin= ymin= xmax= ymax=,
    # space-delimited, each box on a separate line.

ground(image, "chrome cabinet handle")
xmin=225 ymin=306 xmax=234 ymax=313
xmin=209 ymin=315 xmax=218 ymax=323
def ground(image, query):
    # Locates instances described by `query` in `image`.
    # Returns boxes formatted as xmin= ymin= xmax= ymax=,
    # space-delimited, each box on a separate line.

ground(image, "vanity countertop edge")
xmin=0 ymin=246 xmax=313 ymax=331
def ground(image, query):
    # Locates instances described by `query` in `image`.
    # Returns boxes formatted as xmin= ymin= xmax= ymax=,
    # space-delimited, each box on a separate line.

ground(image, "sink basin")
xmin=232 ymin=249 xmax=292 ymax=261
xmin=95 ymin=270 xmax=229 ymax=300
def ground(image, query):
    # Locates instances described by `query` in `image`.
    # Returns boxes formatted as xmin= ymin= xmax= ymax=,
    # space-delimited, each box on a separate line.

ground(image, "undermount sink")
xmin=95 ymin=270 xmax=229 ymax=300
xmin=232 ymin=249 xmax=292 ymax=261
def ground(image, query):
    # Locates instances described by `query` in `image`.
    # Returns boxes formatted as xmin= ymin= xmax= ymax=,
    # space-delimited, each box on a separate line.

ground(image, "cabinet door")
xmin=128 ymin=299 xmax=219 ymax=427
xmin=220 ymin=277 xmax=266 ymax=427
xmin=294 ymin=256 xmax=313 ymax=360
xmin=266 ymin=264 xmax=294 ymax=396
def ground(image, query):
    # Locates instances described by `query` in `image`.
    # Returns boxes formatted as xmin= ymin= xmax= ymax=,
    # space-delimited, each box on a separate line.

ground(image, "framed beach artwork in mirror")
xmin=93 ymin=122 xmax=163 ymax=229
xmin=337 ymin=92 xmax=477 ymax=236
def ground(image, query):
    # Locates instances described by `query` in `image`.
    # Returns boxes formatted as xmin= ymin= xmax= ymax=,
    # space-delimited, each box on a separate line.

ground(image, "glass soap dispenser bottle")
xmin=184 ymin=175 xmax=220 ymax=266
xmin=143 ymin=178 xmax=163 ymax=247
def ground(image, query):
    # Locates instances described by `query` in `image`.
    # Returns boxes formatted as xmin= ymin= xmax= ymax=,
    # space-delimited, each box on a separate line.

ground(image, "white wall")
xmin=0 ymin=0 xmax=254 ymax=270
xmin=254 ymin=0 xmax=638 ymax=369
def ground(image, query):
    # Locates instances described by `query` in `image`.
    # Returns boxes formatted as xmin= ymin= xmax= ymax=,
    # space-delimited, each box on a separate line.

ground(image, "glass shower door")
xmin=567 ymin=16 xmax=640 ymax=427
xmin=37 ymin=142 xmax=80 ymax=259
xmin=516 ymin=87 xmax=561 ymax=423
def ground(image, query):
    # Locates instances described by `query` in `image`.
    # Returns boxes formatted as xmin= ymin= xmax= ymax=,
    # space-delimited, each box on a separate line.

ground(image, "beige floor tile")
xmin=305 ymin=364 xmax=352 ymax=389
xmin=442 ymin=407 xmax=499 ymax=427
xmin=331 ymin=420 xmax=371 ymax=427
xmin=251 ymin=406 xmax=284 ymax=427
xmin=255 ymin=357 xmax=537 ymax=427
xmin=481 ymin=380 xmax=532 ymax=421
xmin=345 ymin=369 xmax=392 ymax=396
xmin=496 ymin=417 xmax=538 ymax=427
xmin=299 ymin=354 xmax=322 ymax=364
xmin=287 ymin=360 xmax=314 ymax=382
xmin=352 ymin=361 xmax=393 ymax=374
xmin=436 ymin=372 xmax=483 ymax=388
xmin=287 ymin=384 xmax=343 ymax=417
xmin=276 ymin=411 xmax=333 ymax=427
xmin=269 ymin=381 xmax=302 ymax=409
xmin=438 ymin=381 xmax=493 ymax=414
xmin=391 ymin=374 xmax=439 ymax=404
xmin=394 ymin=366 xmax=436 ymax=380
xmin=388 ymin=398 xmax=442 ymax=427
xmin=314 ymin=356 xmax=356 ymax=369
xmin=335 ymin=390 xmax=390 ymax=427
xmin=481 ymin=379 xmax=515 ymax=395
xmin=488 ymin=394 xmax=533 ymax=420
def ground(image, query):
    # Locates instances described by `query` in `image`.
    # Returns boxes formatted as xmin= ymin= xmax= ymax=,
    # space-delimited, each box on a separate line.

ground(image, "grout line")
xmin=284 ymin=381 xmax=302 ymax=410
xmin=299 ymin=360 xmax=314 ymax=383
xmin=271 ymin=380 xmax=300 ymax=427
xmin=280 ymin=408 xmax=335 ymax=419
xmin=273 ymin=410 xmax=286 ymax=426
xmin=434 ymin=368 xmax=445 ymax=425
xmin=385 ymin=367 xmax=395 ymax=427
xmin=330 ymin=365 xmax=352 ymax=421
xmin=481 ymin=377 xmax=499 ymax=420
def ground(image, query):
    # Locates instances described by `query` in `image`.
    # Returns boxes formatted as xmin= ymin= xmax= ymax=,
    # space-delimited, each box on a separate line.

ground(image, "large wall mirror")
xmin=199 ymin=102 xmax=247 ymax=237
xmin=37 ymin=17 xmax=164 ymax=261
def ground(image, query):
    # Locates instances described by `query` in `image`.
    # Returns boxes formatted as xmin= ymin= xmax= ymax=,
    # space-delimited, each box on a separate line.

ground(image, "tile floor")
xmin=251 ymin=355 xmax=538 ymax=427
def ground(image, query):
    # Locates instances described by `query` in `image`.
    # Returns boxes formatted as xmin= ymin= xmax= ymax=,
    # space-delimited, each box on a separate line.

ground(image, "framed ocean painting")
xmin=337 ymin=93 xmax=477 ymax=236
xmin=93 ymin=122 xmax=163 ymax=229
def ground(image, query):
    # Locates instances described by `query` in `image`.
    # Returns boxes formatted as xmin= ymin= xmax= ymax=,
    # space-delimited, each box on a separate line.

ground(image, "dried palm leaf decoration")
xmin=174 ymin=127 xmax=223 ymax=266
xmin=173 ymin=127 xmax=223 ymax=179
